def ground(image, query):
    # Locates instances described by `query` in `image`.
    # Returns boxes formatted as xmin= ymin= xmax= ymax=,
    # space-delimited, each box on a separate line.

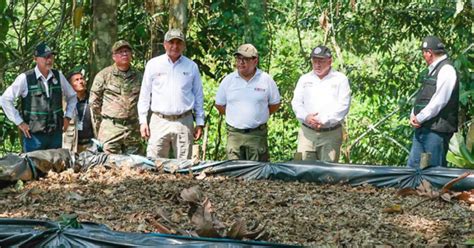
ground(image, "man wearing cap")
xmin=0 ymin=42 xmax=77 ymax=152
xmin=90 ymin=40 xmax=143 ymax=154
xmin=214 ymin=44 xmax=281 ymax=161
xmin=63 ymin=69 xmax=95 ymax=153
xmin=407 ymin=36 xmax=459 ymax=168
xmin=138 ymin=29 xmax=204 ymax=159
xmin=291 ymin=45 xmax=351 ymax=162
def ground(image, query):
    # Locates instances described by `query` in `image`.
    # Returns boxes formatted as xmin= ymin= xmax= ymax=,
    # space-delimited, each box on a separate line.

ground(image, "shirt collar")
xmin=235 ymin=68 xmax=261 ymax=80
xmin=166 ymin=54 xmax=183 ymax=64
xmin=34 ymin=65 xmax=53 ymax=80
xmin=429 ymin=54 xmax=448 ymax=72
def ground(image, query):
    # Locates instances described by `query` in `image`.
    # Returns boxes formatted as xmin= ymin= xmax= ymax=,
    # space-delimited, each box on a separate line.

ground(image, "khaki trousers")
xmin=226 ymin=124 xmax=269 ymax=162
xmin=297 ymin=124 xmax=343 ymax=162
xmin=147 ymin=113 xmax=194 ymax=159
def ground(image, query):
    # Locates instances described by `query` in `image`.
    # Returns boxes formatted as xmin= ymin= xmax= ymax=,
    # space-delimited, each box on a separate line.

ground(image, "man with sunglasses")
xmin=291 ymin=45 xmax=351 ymax=162
xmin=138 ymin=29 xmax=204 ymax=159
xmin=215 ymin=44 xmax=281 ymax=161
xmin=1 ymin=42 xmax=77 ymax=152
xmin=407 ymin=36 xmax=458 ymax=168
xmin=90 ymin=40 xmax=143 ymax=155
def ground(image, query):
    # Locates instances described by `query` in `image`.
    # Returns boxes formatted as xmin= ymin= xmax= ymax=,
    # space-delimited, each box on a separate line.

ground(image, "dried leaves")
xmin=0 ymin=166 xmax=472 ymax=246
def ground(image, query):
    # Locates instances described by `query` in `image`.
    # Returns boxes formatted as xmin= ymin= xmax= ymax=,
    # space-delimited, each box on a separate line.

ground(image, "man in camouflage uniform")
xmin=89 ymin=40 xmax=143 ymax=154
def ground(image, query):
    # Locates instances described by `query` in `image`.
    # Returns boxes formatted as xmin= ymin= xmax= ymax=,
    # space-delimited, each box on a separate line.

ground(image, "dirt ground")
xmin=0 ymin=166 xmax=473 ymax=246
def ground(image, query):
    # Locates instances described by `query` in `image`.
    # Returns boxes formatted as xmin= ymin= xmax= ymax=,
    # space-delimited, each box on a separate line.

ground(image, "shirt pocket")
xmin=151 ymin=73 xmax=166 ymax=88
xmin=105 ymin=81 xmax=121 ymax=95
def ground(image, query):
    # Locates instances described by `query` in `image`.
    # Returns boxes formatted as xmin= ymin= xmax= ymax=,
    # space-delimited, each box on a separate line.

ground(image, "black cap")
xmin=311 ymin=45 xmax=332 ymax=58
xmin=34 ymin=42 xmax=56 ymax=57
xmin=66 ymin=66 xmax=83 ymax=81
xmin=421 ymin=36 xmax=445 ymax=52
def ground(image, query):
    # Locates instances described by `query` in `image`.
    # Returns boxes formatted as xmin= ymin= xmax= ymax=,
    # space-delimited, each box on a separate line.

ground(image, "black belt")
xmin=103 ymin=116 xmax=136 ymax=126
xmin=303 ymin=123 xmax=341 ymax=132
xmin=227 ymin=123 xmax=267 ymax=133
xmin=154 ymin=110 xmax=192 ymax=121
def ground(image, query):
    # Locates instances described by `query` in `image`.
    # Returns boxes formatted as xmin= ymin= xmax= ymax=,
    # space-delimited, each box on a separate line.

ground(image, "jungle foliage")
xmin=0 ymin=0 xmax=472 ymax=166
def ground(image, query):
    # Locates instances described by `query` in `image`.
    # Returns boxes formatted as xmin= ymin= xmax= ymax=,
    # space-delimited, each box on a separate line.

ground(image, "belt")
xmin=103 ymin=116 xmax=136 ymax=126
xmin=227 ymin=123 xmax=267 ymax=133
xmin=303 ymin=123 xmax=341 ymax=132
xmin=154 ymin=110 xmax=192 ymax=121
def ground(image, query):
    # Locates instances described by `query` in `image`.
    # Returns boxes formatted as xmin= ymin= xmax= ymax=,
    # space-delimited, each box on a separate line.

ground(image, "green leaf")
xmin=15 ymin=180 xmax=24 ymax=191
xmin=0 ymin=0 xmax=6 ymax=13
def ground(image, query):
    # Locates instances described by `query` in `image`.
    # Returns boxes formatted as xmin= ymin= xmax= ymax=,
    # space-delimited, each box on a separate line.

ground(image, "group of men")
xmin=0 ymin=31 xmax=459 ymax=169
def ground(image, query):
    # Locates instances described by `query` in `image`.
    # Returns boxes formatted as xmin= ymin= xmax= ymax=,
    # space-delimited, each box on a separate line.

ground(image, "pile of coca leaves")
xmin=0 ymin=166 xmax=473 ymax=246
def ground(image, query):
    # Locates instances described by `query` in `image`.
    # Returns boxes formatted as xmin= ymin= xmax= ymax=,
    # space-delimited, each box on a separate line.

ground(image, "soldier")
xmin=138 ymin=29 xmax=204 ymax=159
xmin=63 ymin=68 xmax=95 ymax=153
xmin=0 ymin=42 xmax=77 ymax=152
xmin=89 ymin=40 xmax=143 ymax=154
xmin=214 ymin=44 xmax=281 ymax=161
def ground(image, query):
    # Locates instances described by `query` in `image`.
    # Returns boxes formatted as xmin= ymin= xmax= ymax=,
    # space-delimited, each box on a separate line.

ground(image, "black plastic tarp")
xmin=163 ymin=160 xmax=474 ymax=191
xmin=0 ymin=218 xmax=296 ymax=248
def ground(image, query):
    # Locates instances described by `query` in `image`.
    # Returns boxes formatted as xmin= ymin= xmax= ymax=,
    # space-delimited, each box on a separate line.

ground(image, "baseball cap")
xmin=34 ymin=42 xmax=56 ymax=57
xmin=112 ymin=40 xmax=132 ymax=53
xmin=311 ymin=45 xmax=332 ymax=58
xmin=421 ymin=36 xmax=445 ymax=52
xmin=234 ymin=44 xmax=258 ymax=58
xmin=164 ymin=29 xmax=185 ymax=42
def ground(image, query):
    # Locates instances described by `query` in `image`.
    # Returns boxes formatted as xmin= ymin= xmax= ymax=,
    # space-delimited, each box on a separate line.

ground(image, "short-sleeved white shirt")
xmin=215 ymin=69 xmax=280 ymax=129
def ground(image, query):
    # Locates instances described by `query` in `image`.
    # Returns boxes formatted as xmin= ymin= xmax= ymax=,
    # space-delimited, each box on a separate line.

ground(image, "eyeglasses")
xmin=235 ymin=56 xmax=255 ymax=64
xmin=114 ymin=50 xmax=132 ymax=55
xmin=311 ymin=58 xmax=330 ymax=64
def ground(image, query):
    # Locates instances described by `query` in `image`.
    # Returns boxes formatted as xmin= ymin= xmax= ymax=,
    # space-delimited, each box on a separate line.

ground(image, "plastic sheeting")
xmin=0 ymin=218 xmax=295 ymax=247
xmin=163 ymin=160 xmax=474 ymax=191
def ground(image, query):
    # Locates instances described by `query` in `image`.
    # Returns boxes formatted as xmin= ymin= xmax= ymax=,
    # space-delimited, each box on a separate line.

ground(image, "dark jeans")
xmin=23 ymin=130 xmax=62 ymax=152
xmin=407 ymin=127 xmax=453 ymax=168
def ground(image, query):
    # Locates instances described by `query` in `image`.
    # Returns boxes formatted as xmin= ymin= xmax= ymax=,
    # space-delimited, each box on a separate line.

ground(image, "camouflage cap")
xmin=311 ymin=45 xmax=332 ymax=58
xmin=112 ymin=40 xmax=132 ymax=53
xmin=34 ymin=42 xmax=56 ymax=57
xmin=234 ymin=44 xmax=258 ymax=58
xmin=421 ymin=36 xmax=445 ymax=52
xmin=164 ymin=29 xmax=185 ymax=42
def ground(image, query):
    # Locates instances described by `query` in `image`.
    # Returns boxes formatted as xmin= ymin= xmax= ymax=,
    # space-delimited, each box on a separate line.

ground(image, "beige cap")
xmin=234 ymin=44 xmax=258 ymax=58
xmin=164 ymin=29 xmax=185 ymax=42
xmin=112 ymin=40 xmax=132 ymax=53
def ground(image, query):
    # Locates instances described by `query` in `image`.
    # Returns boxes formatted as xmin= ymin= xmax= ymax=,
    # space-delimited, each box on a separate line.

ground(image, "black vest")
xmin=413 ymin=58 xmax=459 ymax=133
xmin=22 ymin=69 xmax=64 ymax=133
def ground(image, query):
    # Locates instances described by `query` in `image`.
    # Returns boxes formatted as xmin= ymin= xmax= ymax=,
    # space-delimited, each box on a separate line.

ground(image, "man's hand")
xmin=63 ymin=118 xmax=71 ymax=132
xmin=305 ymin=113 xmax=322 ymax=129
xmin=140 ymin=123 xmax=150 ymax=139
xmin=410 ymin=114 xmax=421 ymax=128
xmin=194 ymin=126 xmax=203 ymax=140
xmin=18 ymin=122 xmax=31 ymax=138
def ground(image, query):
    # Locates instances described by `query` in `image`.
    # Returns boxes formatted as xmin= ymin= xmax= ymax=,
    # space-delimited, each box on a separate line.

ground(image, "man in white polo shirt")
xmin=138 ymin=29 xmax=204 ymax=159
xmin=291 ymin=45 xmax=351 ymax=162
xmin=215 ymin=44 xmax=281 ymax=161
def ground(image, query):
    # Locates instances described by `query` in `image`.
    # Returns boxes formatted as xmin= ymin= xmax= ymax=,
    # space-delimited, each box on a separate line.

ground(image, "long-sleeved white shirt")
xmin=291 ymin=69 xmax=351 ymax=127
xmin=138 ymin=54 xmax=205 ymax=126
xmin=1 ymin=66 xmax=77 ymax=125
xmin=414 ymin=55 xmax=457 ymax=123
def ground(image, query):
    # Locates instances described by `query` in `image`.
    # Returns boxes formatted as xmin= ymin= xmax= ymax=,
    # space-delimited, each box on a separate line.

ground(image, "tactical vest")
xmin=22 ymin=69 xmax=63 ymax=133
xmin=413 ymin=59 xmax=459 ymax=133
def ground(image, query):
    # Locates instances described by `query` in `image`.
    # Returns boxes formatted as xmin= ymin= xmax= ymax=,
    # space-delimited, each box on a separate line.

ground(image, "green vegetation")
xmin=0 ymin=1 xmax=472 ymax=167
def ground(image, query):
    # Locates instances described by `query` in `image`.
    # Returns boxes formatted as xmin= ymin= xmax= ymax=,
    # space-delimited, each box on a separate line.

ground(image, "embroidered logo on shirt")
xmin=183 ymin=72 xmax=190 ymax=76
xmin=52 ymin=78 xmax=58 ymax=84
xmin=254 ymin=87 xmax=266 ymax=92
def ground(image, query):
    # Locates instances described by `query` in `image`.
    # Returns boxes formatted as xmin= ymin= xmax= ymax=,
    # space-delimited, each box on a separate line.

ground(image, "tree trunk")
xmin=145 ymin=0 xmax=167 ymax=58
xmin=169 ymin=0 xmax=187 ymax=31
xmin=91 ymin=0 xmax=117 ymax=82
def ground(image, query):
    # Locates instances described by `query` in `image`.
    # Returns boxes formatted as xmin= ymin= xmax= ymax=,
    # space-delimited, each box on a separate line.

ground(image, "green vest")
xmin=413 ymin=59 xmax=459 ymax=133
xmin=22 ymin=69 xmax=64 ymax=133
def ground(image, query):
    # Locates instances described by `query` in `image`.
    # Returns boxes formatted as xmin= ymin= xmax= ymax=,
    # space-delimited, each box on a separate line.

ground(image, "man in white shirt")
xmin=215 ymin=44 xmax=281 ymax=161
xmin=138 ymin=29 xmax=205 ymax=159
xmin=0 ymin=42 xmax=77 ymax=152
xmin=407 ymin=36 xmax=458 ymax=168
xmin=291 ymin=45 xmax=351 ymax=162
